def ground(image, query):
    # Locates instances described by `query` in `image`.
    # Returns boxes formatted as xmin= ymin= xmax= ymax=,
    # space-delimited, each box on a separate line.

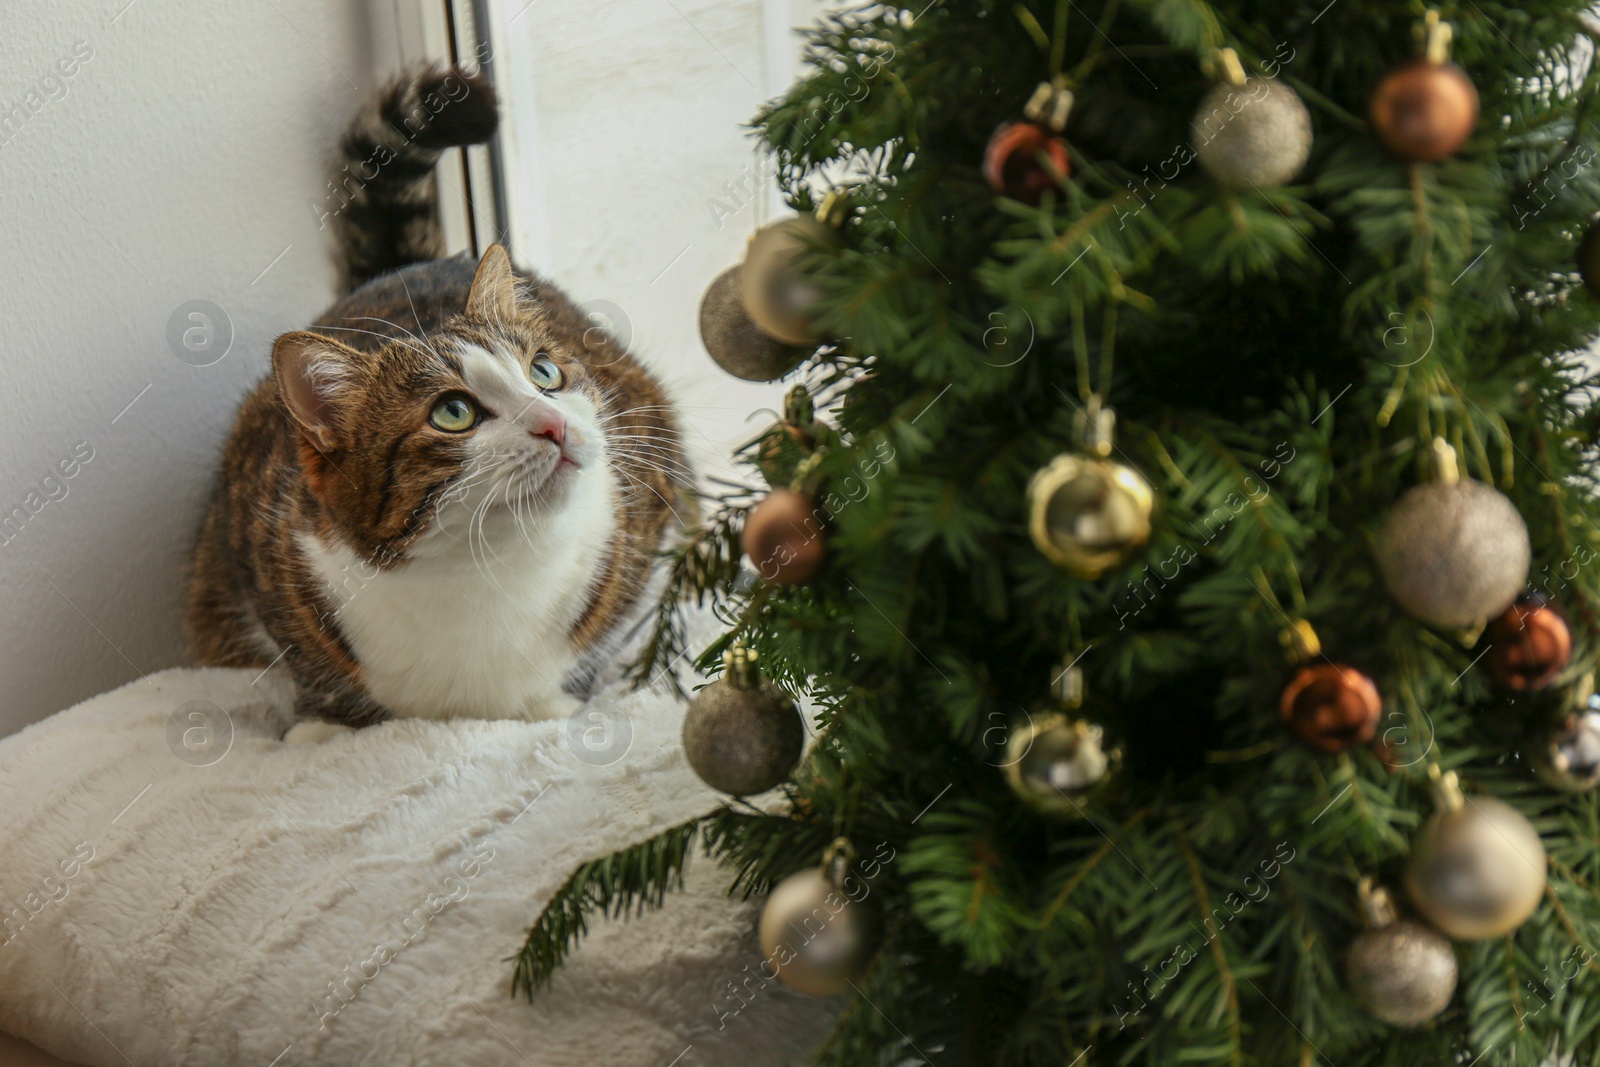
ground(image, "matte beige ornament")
xmin=757 ymin=840 xmax=884 ymax=996
xmin=1403 ymin=767 xmax=1546 ymax=940
xmin=741 ymin=214 xmax=833 ymax=346
xmin=682 ymin=646 xmax=804 ymax=796
xmin=1192 ymin=51 xmax=1313 ymax=191
xmin=1374 ymin=441 xmax=1529 ymax=629
xmin=1347 ymin=879 xmax=1457 ymax=1027
xmin=698 ymin=265 xmax=805 ymax=381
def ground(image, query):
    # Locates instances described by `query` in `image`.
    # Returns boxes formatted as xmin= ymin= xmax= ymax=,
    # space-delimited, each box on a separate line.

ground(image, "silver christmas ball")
xmin=1191 ymin=77 xmax=1313 ymax=191
xmin=757 ymin=866 xmax=884 ymax=996
xmin=699 ymin=265 xmax=805 ymax=381
xmin=1347 ymin=919 xmax=1458 ymax=1027
xmin=1374 ymin=480 xmax=1530 ymax=629
xmin=1404 ymin=793 xmax=1546 ymax=940
xmin=1531 ymin=710 xmax=1600 ymax=792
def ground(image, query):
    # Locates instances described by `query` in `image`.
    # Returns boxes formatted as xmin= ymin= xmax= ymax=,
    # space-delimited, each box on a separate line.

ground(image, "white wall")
xmin=0 ymin=3 xmax=377 ymax=734
xmin=495 ymin=0 xmax=831 ymax=481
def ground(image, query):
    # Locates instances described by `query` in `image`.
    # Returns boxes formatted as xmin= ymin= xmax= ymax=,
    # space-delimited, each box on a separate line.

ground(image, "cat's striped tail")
xmin=322 ymin=64 xmax=498 ymax=291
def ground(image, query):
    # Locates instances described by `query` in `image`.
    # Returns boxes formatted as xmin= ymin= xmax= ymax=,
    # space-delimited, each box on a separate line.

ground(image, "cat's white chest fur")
xmin=297 ymin=472 xmax=616 ymax=722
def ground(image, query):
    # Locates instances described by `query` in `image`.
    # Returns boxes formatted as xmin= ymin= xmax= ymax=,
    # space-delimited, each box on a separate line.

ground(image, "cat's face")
xmin=271 ymin=246 xmax=612 ymax=563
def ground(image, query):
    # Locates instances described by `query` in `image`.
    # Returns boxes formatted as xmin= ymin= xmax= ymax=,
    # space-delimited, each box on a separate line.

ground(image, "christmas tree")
xmin=515 ymin=1 xmax=1600 ymax=1062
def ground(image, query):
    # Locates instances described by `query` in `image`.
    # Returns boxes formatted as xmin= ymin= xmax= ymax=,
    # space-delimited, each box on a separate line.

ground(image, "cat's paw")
xmin=283 ymin=720 xmax=356 ymax=745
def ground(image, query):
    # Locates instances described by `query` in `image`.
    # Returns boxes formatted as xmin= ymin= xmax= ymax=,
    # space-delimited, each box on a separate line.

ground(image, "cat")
xmin=187 ymin=66 xmax=690 ymax=737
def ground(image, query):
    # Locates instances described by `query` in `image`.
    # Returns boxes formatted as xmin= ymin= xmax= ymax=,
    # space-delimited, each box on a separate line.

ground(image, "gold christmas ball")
xmin=741 ymin=215 xmax=831 ymax=346
xmin=682 ymin=650 xmax=803 ymax=796
xmin=1027 ymin=453 xmax=1154 ymax=578
xmin=1403 ymin=792 xmax=1546 ymax=940
xmin=1347 ymin=917 xmax=1458 ymax=1027
xmin=1369 ymin=59 xmax=1478 ymax=163
xmin=1191 ymin=77 xmax=1313 ymax=191
xmin=1373 ymin=479 xmax=1529 ymax=629
xmin=698 ymin=265 xmax=805 ymax=381
xmin=1002 ymin=711 xmax=1112 ymax=817
xmin=742 ymin=489 xmax=826 ymax=585
xmin=1531 ymin=709 xmax=1600 ymax=793
xmin=757 ymin=866 xmax=884 ymax=996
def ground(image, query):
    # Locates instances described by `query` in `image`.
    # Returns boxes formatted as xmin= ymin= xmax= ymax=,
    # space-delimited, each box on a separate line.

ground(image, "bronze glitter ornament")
xmin=1374 ymin=441 xmax=1529 ymax=630
xmin=757 ymin=840 xmax=885 ymax=996
xmin=1482 ymin=595 xmax=1571 ymax=692
xmin=742 ymin=488 xmax=826 ymax=585
xmin=1369 ymin=14 xmax=1477 ymax=163
xmin=1028 ymin=399 xmax=1153 ymax=578
xmin=1403 ymin=767 xmax=1546 ymax=940
xmin=682 ymin=646 xmax=804 ymax=796
xmin=1281 ymin=663 xmax=1383 ymax=754
xmin=698 ymin=265 xmax=805 ymax=381
xmin=1346 ymin=880 xmax=1458 ymax=1028
xmin=1192 ymin=49 xmax=1313 ymax=191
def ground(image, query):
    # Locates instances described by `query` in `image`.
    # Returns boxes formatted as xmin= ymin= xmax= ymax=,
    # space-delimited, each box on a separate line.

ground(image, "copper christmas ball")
xmin=1404 ymin=792 xmax=1546 ymax=940
xmin=741 ymin=216 xmax=831 ymax=346
xmin=983 ymin=120 xmax=1070 ymax=204
xmin=758 ymin=866 xmax=884 ymax=996
xmin=1579 ymin=221 xmax=1600 ymax=299
xmin=699 ymin=265 xmax=806 ymax=381
xmin=1281 ymin=664 xmax=1383 ymax=753
xmin=743 ymin=489 xmax=826 ymax=585
xmin=1369 ymin=59 xmax=1478 ymax=163
xmin=1482 ymin=595 xmax=1571 ymax=691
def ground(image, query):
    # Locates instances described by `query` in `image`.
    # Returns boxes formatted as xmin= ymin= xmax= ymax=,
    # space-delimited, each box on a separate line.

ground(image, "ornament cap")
xmin=1428 ymin=764 xmax=1466 ymax=812
xmin=1430 ymin=438 xmax=1460 ymax=486
xmin=816 ymin=189 xmax=851 ymax=229
xmin=1023 ymin=77 xmax=1074 ymax=132
xmin=1052 ymin=661 xmax=1086 ymax=708
xmin=820 ymin=837 xmax=856 ymax=887
xmin=1281 ymin=620 xmax=1322 ymax=663
xmin=723 ymin=644 xmax=762 ymax=689
xmin=1076 ymin=395 xmax=1116 ymax=458
xmin=782 ymin=385 xmax=814 ymax=427
xmin=1420 ymin=10 xmax=1453 ymax=65
xmin=1358 ymin=877 xmax=1400 ymax=929
xmin=1210 ymin=47 xmax=1247 ymax=88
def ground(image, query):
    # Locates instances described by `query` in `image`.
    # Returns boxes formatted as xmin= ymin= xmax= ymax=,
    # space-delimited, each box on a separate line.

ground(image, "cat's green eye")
xmin=528 ymin=352 xmax=565 ymax=391
xmin=429 ymin=394 xmax=479 ymax=433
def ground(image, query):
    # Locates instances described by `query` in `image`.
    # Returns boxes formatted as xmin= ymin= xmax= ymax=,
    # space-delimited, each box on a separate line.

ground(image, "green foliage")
xmin=527 ymin=0 xmax=1600 ymax=1062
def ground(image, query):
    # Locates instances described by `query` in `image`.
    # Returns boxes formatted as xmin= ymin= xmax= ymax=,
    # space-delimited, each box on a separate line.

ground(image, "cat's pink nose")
xmin=529 ymin=414 xmax=566 ymax=448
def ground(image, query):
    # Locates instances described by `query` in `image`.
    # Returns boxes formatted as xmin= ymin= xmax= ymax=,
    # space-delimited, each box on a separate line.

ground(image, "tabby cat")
xmin=188 ymin=66 xmax=689 ymax=736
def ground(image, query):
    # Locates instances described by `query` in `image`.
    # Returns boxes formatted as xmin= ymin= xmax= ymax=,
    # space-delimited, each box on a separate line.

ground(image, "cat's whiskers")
xmin=314 ymin=322 xmax=431 ymax=360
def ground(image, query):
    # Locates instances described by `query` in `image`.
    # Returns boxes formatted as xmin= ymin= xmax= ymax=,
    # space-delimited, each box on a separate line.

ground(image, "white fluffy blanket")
xmin=0 ymin=662 xmax=836 ymax=1066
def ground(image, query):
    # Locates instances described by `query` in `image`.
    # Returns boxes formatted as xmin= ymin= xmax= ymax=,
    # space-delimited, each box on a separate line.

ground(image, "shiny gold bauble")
xmin=742 ymin=489 xmax=826 ymax=585
xmin=1403 ymin=793 xmax=1546 ymax=940
xmin=1027 ymin=453 xmax=1154 ymax=578
xmin=1002 ymin=711 xmax=1112 ymax=817
xmin=741 ymin=216 xmax=832 ymax=346
xmin=698 ymin=265 xmax=805 ymax=381
xmin=1531 ymin=709 xmax=1600 ymax=793
xmin=1347 ymin=918 xmax=1458 ymax=1027
xmin=1369 ymin=59 xmax=1478 ymax=162
xmin=757 ymin=867 xmax=884 ymax=996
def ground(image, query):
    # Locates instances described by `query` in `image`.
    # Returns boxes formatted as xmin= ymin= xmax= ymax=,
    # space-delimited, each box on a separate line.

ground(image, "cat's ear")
xmin=272 ymin=331 xmax=359 ymax=451
xmin=465 ymin=243 xmax=518 ymax=322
